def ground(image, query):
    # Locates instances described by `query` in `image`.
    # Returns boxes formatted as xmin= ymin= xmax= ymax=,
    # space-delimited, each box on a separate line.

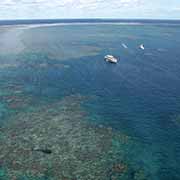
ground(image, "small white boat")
xmin=122 ymin=43 xmax=128 ymax=49
xmin=139 ymin=44 xmax=145 ymax=50
xmin=104 ymin=55 xmax=118 ymax=63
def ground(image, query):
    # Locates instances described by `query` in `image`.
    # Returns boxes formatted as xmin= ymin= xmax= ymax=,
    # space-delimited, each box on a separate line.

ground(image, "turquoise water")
xmin=1 ymin=23 xmax=180 ymax=179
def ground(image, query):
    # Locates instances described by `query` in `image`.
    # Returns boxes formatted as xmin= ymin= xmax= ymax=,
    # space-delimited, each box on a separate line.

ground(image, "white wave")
xmin=0 ymin=22 xmax=143 ymax=30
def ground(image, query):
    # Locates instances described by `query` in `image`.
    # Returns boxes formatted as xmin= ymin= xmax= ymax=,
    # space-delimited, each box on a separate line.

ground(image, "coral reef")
xmin=0 ymin=94 xmax=147 ymax=180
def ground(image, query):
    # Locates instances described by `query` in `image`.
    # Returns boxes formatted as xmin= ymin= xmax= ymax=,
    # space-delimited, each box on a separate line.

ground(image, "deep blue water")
xmin=0 ymin=20 xmax=180 ymax=179
xmin=1 ymin=19 xmax=180 ymax=26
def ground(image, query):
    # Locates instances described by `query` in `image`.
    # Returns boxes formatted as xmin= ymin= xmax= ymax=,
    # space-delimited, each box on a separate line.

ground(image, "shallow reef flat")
xmin=0 ymin=94 xmax=148 ymax=180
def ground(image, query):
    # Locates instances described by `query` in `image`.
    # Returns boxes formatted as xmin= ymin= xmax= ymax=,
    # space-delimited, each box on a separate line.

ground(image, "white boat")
xmin=122 ymin=43 xmax=128 ymax=49
xmin=139 ymin=44 xmax=145 ymax=50
xmin=104 ymin=55 xmax=118 ymax=63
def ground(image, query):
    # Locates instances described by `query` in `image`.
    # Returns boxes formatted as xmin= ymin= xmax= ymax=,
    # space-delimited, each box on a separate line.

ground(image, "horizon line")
xmin=0 ymin=18 xmax=180 ymax=21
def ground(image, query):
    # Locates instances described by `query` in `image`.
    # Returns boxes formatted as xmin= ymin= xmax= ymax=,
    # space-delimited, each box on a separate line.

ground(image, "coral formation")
xmin=0 ymin=95 xmax=147 ymax=180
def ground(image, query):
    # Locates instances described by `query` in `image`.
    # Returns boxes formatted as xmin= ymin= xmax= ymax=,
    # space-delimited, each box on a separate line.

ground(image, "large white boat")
xmin=104 ymin=55 xmax=118 ymax=63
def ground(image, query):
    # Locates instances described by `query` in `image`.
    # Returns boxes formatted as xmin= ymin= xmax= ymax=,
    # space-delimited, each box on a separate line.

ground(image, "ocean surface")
xmin=0 ymin=19 xmax=180 ymax=180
